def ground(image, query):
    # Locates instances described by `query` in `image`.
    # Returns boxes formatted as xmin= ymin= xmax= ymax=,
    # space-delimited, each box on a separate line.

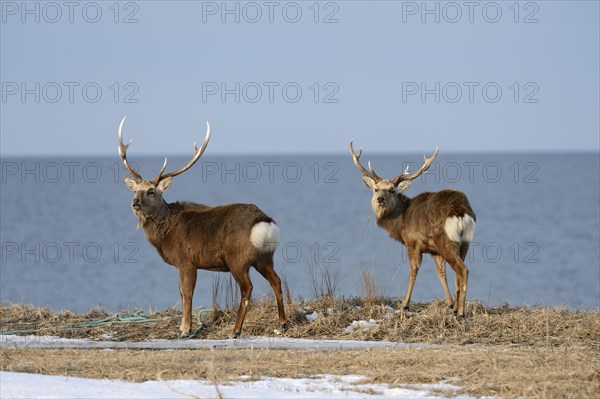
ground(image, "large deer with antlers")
xmin=350 ymin=141 xmax=476 ymax=317
xmin=118 ymin=117 xmax=286 ymax=338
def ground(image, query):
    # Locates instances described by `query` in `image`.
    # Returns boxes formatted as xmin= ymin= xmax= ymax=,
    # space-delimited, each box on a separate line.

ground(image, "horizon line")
xmin=1 ymin=149 xmax=599 ymax=159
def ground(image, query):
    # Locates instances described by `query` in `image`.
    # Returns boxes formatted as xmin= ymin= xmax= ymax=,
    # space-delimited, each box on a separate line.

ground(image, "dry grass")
xmin=2 ymin=299 xmax=598 ymax=348
xmin=2 ymin=299 xmax=599 ymax=398
xmin=1 ymin=346 xmax=598 ymax=398
xmin=307 ymin=260 xmax=343 ymax=299
xmin=354 ymin=264 xmax=386 ymax=309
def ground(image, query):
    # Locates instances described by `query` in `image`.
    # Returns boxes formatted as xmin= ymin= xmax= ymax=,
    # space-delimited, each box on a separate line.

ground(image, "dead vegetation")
xmin=1 ymin=298 xmax=598 ymax=348
xmin=1 ymin=345 xmax=598 ymax=399
xmin=1 ymin=298 xmax=599 ymax=398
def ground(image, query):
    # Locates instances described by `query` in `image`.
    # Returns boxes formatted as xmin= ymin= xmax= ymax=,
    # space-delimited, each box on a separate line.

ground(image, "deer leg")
xmin=460 ymin=264 xmax=469 ymax=316
xmin=255 ymin=260 xmax=287 ymax=330
xmin=453 ymin=273 xmax=460 ymax=313
xmin=446 ymin=255 xmax=469 ymax=317
xmin=460 ymin=242 xmax=470 ymax=262
xmin=456 ymin=243 xmax=471 ymax=315
xmin=178 ymin=267 xmax=197 ymax=337
xmin=402 ymin=248 xmax=422 ymax=311
xmin=230 ymin=265 xmax=253 ymax=339
xmin=433 ymin=255 xmax=453 ymax=307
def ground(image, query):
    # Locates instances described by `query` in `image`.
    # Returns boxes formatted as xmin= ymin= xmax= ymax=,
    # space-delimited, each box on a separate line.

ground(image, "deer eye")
xmin=388 ymin=189 xmax=395 ymax=194
xmin=147 ymin=189 xmax=155 ymax=196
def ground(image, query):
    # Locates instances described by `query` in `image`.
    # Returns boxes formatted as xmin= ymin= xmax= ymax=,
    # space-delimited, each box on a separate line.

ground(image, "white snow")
xmin=344 ymin=319 xmax=379 ymax=333
xmin=0 ymin=335 xmax=493 ymax=398
xmin=305 ymin=311 xmax=319 ymax=323
xmin=0 ymin=334 xmax=433 ymax=350
xmin=0 ymin=372 xmax=488 ymax=399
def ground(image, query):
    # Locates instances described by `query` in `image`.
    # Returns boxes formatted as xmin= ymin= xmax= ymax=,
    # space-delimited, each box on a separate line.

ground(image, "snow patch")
xmin=344 ymin=319 xmax=378 ymax=333
xmin=0 ymin=334 xmax=432 ymax=350
xmin=306 ymin=311 xmax=319 ymax=323
xmin=0 ymin=371 xmax=491 ymax=399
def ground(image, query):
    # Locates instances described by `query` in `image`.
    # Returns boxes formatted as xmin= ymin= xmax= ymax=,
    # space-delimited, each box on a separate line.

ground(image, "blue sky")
xmin=1 ymin=1 xmax=598 ymax=155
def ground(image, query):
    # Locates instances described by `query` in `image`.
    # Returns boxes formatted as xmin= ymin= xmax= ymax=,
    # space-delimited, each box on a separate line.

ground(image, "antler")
xmin=391 ymin=147 xmax=439 ymax=186
xmin=152 ymin=121 xmax=211 ymax=184
xmin=118 ymin=116 xmax=143 ymax=183
xmin=349 ymin=140 xmax=382 ymax=182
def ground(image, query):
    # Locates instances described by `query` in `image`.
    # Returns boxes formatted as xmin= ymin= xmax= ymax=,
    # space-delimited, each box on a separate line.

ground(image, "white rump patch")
xmin=444 ymin=215 xmax=476 ymax=242
xmin=250 ymin=222 xmax=280 ymax=253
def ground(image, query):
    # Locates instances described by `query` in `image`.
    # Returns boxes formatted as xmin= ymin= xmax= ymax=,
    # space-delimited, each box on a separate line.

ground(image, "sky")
xmin=1 ymin=0 xmax=599 ymax=155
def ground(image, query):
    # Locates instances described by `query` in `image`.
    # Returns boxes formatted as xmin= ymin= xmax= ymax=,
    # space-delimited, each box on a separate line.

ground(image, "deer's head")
xmin=118 ymin=117 xmax=211 ymax=226
xmin=349 ymin=140 xmax=438 ymax=218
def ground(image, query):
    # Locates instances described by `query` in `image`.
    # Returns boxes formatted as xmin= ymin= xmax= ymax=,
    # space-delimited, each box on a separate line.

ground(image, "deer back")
xmin=153 ymin=202 xmax=277 ymax=270
xmin=401 ymin=190 xmax=476 ymax=250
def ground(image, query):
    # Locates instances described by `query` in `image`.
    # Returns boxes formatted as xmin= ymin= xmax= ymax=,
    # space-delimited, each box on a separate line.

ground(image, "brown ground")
xmin=1 ymin=346 xmax=598 ymax=398
xmin=1 ymin=299 xmax=599 ymax=398
xmin=1 ymin=298 xmax=598 ymax=347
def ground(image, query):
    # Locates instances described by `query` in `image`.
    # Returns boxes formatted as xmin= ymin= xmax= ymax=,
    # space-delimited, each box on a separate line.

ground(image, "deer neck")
xmin=140 ymin=201 xmax=174 ymax=247
xmin=375 ymin=193 xmax=411 ymax=240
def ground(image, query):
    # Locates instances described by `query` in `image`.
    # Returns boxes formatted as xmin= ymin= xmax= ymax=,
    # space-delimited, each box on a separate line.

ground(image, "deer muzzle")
xmin=132 ymin=198 xmax=141 ymax=210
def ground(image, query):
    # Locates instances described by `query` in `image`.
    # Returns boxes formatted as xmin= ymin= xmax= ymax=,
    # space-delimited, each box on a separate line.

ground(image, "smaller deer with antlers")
xmin=118 ymin=117 xmax=286 ymax=338
xmin=350 ymin=141 xmax=476 ymax=317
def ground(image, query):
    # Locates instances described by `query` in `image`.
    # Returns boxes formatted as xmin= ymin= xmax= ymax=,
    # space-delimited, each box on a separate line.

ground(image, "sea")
xmin=1 ymin=153 xmax=598 ymax=312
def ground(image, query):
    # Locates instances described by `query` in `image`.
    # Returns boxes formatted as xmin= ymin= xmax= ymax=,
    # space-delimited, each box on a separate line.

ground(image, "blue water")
xmin=1 ymin=153 xmax=598 ymax=312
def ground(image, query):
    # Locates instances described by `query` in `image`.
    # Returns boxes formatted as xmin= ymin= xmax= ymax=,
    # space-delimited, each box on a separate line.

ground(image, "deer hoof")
xmin=230 ymin=331 xmax=240 ymax=339
xmin=179 ymin=323 xmax=192 ymax=338
xmin=280 ymin=322 xmax=288 ymax=331
xmin=179 ymin=330 xmax=192 ymax=339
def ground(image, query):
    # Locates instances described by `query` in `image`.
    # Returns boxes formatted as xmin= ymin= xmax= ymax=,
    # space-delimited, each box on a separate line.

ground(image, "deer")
xmin=117 ymin=117 xmax=287 ymax=338
xmin=349 ymin=141 xmax=476 ymax=317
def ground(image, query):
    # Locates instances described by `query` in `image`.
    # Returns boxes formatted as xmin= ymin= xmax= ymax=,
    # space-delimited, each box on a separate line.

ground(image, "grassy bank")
xmin=1 ymin=298 xmax=598 ymax=347
xmin=2 ymin=299 xmax=599 ymax=398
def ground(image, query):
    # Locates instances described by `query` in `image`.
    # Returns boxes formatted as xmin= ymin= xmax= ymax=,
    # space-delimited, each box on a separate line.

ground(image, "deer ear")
xmin=157 ymin=176 xmax=173 ymax=192
xmin=123 ymin=177 xmax=138 ymax=192
xmin=396 ymin=180 xmax=412 ymax=193
xmin=362 ymin=176 xmax=377 ymax=190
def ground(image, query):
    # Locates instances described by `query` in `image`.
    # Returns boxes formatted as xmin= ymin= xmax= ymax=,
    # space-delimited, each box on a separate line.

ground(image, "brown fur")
xmin=358 ymin=157 xmax=476 ymax=317
xmin=124 ymin=178 xmax=287 ymax=338
xmin=117 ymin=116 xmax=286 ymax=338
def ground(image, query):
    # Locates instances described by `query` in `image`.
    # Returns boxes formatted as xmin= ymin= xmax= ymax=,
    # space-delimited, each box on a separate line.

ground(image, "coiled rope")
xmin=0 ymin=309 xmax=212 ymax=340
